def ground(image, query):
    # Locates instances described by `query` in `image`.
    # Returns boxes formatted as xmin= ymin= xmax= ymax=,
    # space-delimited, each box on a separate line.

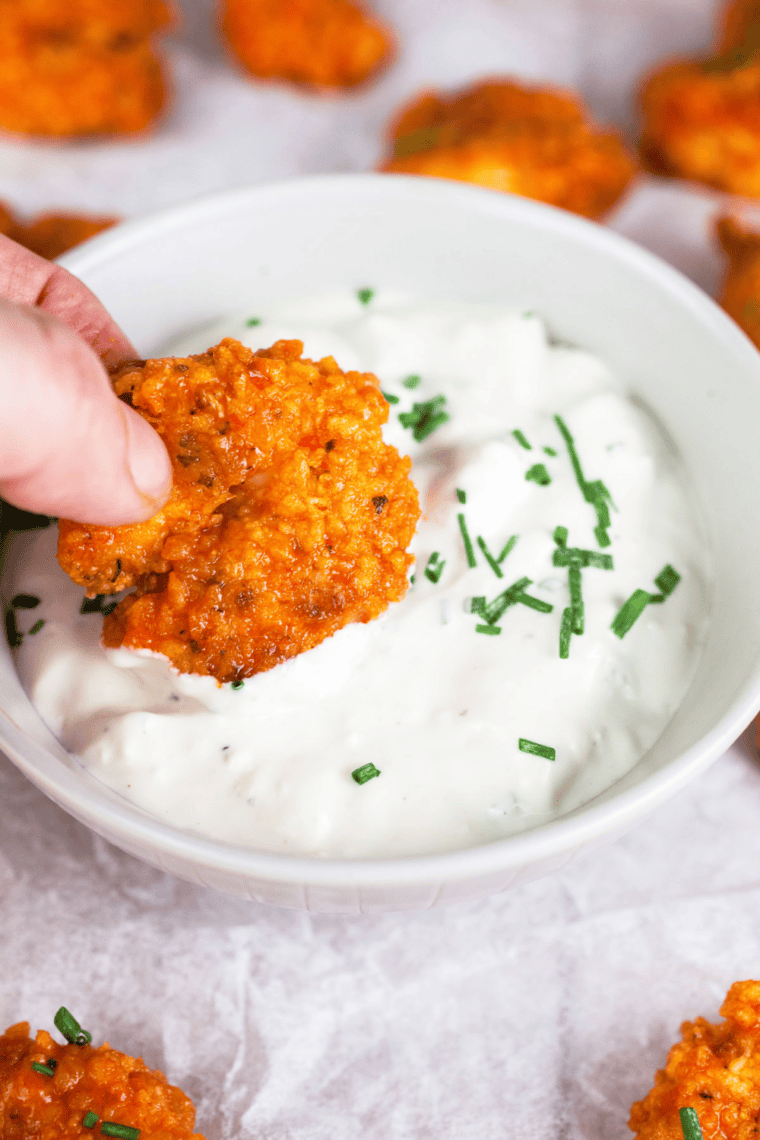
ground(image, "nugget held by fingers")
xmin=716 ymin=213 xmax=760 ymax=347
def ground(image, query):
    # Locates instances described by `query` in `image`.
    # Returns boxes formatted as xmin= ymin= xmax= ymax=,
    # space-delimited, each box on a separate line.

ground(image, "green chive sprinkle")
xmin=611 ymin=589 xmax=651 ymax=639
xmin=553 ymin=547 xmax=613 ymax=571
xmin=456 ymin=488 xmax=466 ymax=504
xmin=476 ymin=536 xmax=504 ymax=579
xmin=525 ymin=463 xmax=551 ymax=486
xmin=568 ymin=566 xmax=584 ymax=635
xmin=231 ymin=680 xmax=244 ymax=691
xmin=83 ymin=1113 xmax=99 ymax=1130
xmin=518 ymin=738 xmax=556 ymax=761
xmin=554 ymin=415 xmax=614 ymax=547
xmin=424 ymin=553 xmax=446 ymax=584
xmin=512 ymin=429 xmax=532 ymax=450
xmin=245 ymin=317 xmax=262 ymax=327
xmin=544 ymin=447 xmax=558 ymax=457
xmin=357 ymin=288 xmax=374 ymax=305
xmin=410 ymin=574 xmax=415 ymax=585
xmin=11 ymin=593 xmax=39 ymax=609
xmin=398 ymin=395 xmax=450 ymax=443
xmin=553 ymin=526 xmax=568 ymax=549
xmin=32 ymin=1062 xmax=55 ymax=1077
xmin=679 ymin=1107 xmax=704 ymax=1140
xmin=516 ymin=592 xmax=553 ymax=614
xmin=29 ymin=619 xmax=44 ymax=635
xmin=402 ymin=374 xmax=421 ymax=389
xmin=80 ymin=594 xmax=117 ymax=617
xmin=655 ymin=564 xmax=681 ymax=597
xmin=352 ymin=762 xmax=381 ymax=785
xmin=54 ymin=1007 xmax=91 ymax=1047
xmin=475 ymin=624 xmax=501 ymax=635
xmin=381 ymin=391 xmax=400 ymax=405
xmin=5 ymin=609 xmax=22 ymax=648
xmin=101 ymin=1125 xmax=140 ymax=1140
xmin=470 ymin=596 xmax=486 ymax=619
xmin=559 ymin=607 xmax=573 ymax=659
xmin=457 ymin=513 xmax=477 ymax=569
xmin=497 ymin=535 xmax=518 ymax=563
xmin=479 ymin=577 xmax=532 ymax=626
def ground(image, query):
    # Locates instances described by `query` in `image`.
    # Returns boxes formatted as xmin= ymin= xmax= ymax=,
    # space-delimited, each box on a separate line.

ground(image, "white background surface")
xmin=1 ymin=0 xmax=759 ymax=1136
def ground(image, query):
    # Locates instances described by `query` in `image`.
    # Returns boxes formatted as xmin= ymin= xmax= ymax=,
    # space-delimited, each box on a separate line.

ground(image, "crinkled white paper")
xmin=1 ymin=1 xmax=759 ymax=1136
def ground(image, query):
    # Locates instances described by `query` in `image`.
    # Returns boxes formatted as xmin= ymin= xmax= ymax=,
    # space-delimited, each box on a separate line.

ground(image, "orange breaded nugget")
xmin=716 ymin=214 xmax=760 ymax=348
xmin=17 ymin=211 xmax=117 ymax=259
xmin=630 ymin=980 xmax=760 ymax=1138
xmin=221 ymin=0 xmax=393 ymax=88
xmin=0 ymin=0 xmax=173 ymax=137
xmin=0 ymin=1021 xmax=204 ymax=1139
xmin=57 ymin=338 xmax=420 ymax=683
xmin=0 ymin=200 xmax=14 ymax=238
xmin=379 ymin=79 xmax=637 ymax=221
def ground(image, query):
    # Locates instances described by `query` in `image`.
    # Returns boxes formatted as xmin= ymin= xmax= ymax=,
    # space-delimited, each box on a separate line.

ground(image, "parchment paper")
xmin=1 ymin=1 xmax=758 ymax=1136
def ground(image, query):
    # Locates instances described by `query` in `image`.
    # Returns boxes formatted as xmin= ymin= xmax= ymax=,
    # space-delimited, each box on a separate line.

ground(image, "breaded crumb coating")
xmin=0 ymin=1021 xmax=204 ymax=1139
xmin=630 ymin=980 xmax=760 ymax=1138
xmin=0 ymin=0 xmax=174 ymax=137
xmin=221 ymin=0 xmax=393 ymax=88
xmin=380 ymin=79 xmax=636 ymax=220
xmin=716 ymin=214 xmax=760 ymax=348
xmin=57 ymin=338 xmax=420 ymax=682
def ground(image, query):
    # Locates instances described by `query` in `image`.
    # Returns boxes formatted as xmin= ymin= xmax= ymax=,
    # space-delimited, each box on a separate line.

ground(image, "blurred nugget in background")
xmin=0 ymin=200 xmax=117 ymax=259
xmin=221 ymin=0 xmax=393 ymax=88
xmin=379 ymin=79 xmax=637 ymax=221
xmin=640 ymin=0 xmax=760 ymax=196
xmin=0 ymin=0 xmax=174 ymax=137
xmin=716 ymin=213 xmax=760 ymax=347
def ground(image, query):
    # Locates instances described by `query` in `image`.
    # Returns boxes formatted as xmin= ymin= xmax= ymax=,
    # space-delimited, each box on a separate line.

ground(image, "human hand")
xmin=0 ymin=234 xmax=172 ymax=526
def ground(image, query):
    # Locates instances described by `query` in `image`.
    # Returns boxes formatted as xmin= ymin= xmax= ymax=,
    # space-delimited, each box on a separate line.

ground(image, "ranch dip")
xmin=7 ymin=292 xmax=711 ymax=859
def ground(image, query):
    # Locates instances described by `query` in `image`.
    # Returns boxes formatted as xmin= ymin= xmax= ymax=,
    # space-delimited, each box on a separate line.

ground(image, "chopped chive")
xmin=29 ymin=619 xmax=44 ymax=635
xmin=475 ymin=623 xmax=501 ymax=635
xmin=552 ymin=546 xmax=613 ymax=571
xmin=424 ymin=553 xmax=446 ymax=584
xmin=679 ymin=1107 xmax=703 ymax=1140
xmin=655 ymin=564 xmax=681 ymax=596
xmin=611 ymin=589 xmax=651 ymax=639
xmin=32 ymin=1062 xmax=55 ymax=1077
xmin=381 ymin=391 xmax=400 ymax=405
xmin=457 ymin=513 xmax=477 ymax=569
xmin=544 ymin=447 xmax=558 ymax=457
xmin=470 ymin=596 xmax=486 ymax=619
xmin=456 ymin=488 xmax=466 ymax=504
xmin=11 ymin=593 xmax=39 ymax=609
xmin=410 ymin=574 xmax=415 ymax=585
xmin=101 ymin=1125 xmax=140 ymax=1140
xmin=481 ymin=577 xmax=532 ymax=625
xmin=553 ymin=526 xmax=568 ymax=548
xmin=568 ymin=566 xmax=584 ymax=635
xmin=554 ymin=415 xmax=614 ymax=547
xmin=357 ymin=288 xmax=374 ymax=305
xmin=402 ymin=374 xmax=421 ymax=389
xmin=352 ymin=762 xmax=381 ymax=785
xmin=83 ymin=1113 xmax=99 ymax=1130
xmin=512 ymin=429 xmax=532 ymax=450
xmin=5 ymin=609 xmax=22 ymax=648
xmin=497 ymin=535 xmax=518 ymax=563
xmin=559 ymin=607 xmax=573 ymax=659
xmin=46 ymin=1059 xmax=57 ymax=1069
xmin=399 ymin=395 xmax=450 ymax=443
xmin=101 ymin=600 xmax=118 ymax=617
xmin=54 ymin=1007 xmax=91 ymax=1047
xmin=518 ymin=738 xmax=556 ymax=761
xmin=525 ymin=463 xmax=551 ymax=486
xmin=231 ymin=680 xmax=244 ymax=690
xmin=516 ymin=592 xmax=553 ymax=614
xmin=80 ymin=594 xmax=106 ymax=615
xmin=245 ymin=317 xmax=262 ymax=327
xmin=476 ymin=536 xmax=504 ymax=579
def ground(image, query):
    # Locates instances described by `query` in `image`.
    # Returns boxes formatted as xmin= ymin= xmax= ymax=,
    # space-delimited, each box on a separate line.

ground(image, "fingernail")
xmin=125 ymin=409 xmax=172 ymax=511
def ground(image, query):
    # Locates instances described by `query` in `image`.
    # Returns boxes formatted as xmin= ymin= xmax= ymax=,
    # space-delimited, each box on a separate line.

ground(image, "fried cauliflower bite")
xmin=57 ymin=338 xmax=420 ymax=683
xmin=629 ymin=980 xmax=760 ymax=1139
xmin=0 ymin=0 xmax=173 ymax=137
xmin=716 ymin=214 xmax=760 ymax=348
xmin=16 ymin=211 xmax=118 ymax=260
xmin=0 ymin=1022 xmax=204 ymax=1140
xmin=379 ymin=79 xmax=637 ymax=221
xmin=221 ymin=0 xmax=393 ymax=88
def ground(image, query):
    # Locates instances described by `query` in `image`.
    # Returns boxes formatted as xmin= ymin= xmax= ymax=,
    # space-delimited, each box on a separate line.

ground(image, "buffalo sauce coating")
xmin=56 ymin=337 xmax=420 ymax=683
xmin=629 ymin=980 xmax=760 ymax=1138
xmin=0 ymin=1022 xmax=203 ymax=1139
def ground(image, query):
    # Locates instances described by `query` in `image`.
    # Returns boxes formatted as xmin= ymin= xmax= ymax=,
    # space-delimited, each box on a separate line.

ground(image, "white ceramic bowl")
xmin=2 ymin=174 xmax=760 ymax=913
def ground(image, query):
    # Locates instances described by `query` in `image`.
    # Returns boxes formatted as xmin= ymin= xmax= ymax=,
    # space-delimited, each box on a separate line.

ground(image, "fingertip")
xmin=123 ymin=407 xmax=173 ymax=522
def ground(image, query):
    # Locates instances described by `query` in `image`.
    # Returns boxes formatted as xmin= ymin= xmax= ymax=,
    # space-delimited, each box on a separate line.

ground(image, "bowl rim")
xmin=8 ymin=171 xmax=756 ymax=888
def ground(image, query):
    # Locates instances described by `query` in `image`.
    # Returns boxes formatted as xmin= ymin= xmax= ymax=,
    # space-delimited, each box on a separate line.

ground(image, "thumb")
xmin=0 ymin=298 xmax=172 ymax=525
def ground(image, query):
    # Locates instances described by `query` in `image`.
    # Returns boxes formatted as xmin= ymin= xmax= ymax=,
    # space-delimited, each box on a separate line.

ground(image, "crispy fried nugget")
xmin=716 ymin=214 xmax=760 ymax=347
xmin=0 ymin=1021 xmax=204 ymax=1140
xmin=221 ymin=0 xmax=393 ymax=88
xmin=0 ymin=0 xmax=173 ymax=137
xmin=17 ymin=211 xmax=117 ymax=259
xmin=629 ymin=980 xmax=760 ymax=1138
xmin=57 ymin=338 xmax=420 ymax=682
xmin=640 ymin=0 xmax=760 ymax=195
xmin=379 ymin=79 xmax=637 ymax=221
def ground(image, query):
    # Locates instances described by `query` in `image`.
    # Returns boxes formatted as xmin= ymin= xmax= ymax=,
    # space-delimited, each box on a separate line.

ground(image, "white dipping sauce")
xmin=9 ymin=292 xmax=711 ymax=858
